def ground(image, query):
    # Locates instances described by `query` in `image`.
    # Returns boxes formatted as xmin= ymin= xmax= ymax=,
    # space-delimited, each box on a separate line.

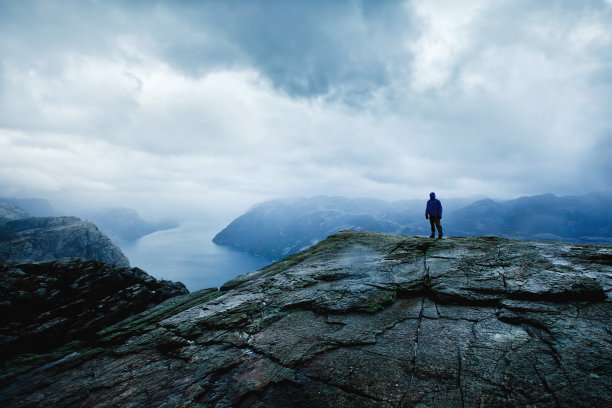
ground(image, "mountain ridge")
xmin=214 ymin=192 xmax=612 ymax=260
xmin=0 ymin=216 xmax=130 ymax=267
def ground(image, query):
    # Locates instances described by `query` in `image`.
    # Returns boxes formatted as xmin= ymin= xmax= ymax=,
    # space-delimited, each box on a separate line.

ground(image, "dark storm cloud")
xmin=0 ymin=0 xmax=611 ymax=213
xmin=1 ymin=0 xmax=414 ymax=104
xmin=131 ymin=0 xmax=415 ymax=101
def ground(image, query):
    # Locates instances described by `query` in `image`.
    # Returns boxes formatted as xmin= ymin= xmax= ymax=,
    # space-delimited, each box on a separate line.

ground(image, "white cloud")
xmin=0 ymin=0 xmax=611 ymax=216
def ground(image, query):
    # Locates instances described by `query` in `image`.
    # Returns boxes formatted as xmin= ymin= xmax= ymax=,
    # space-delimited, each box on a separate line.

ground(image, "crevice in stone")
xmin=533 ymin=358 xmax=562 ymax=408
xmin=374 ymin=315 xmax=416 ymax=340
xmin=400 ymin=296 xmax=425 ymax=406
xmin=438 ymin=313 xmax=466 ymax=408
xmin=346 ymin=346 xmax=413 ymax=366
xmin=234 ymin=344 xmax=395 ymax=406
xmin=295 ymin=372 xmax=396 ymax=407
xmin=457 ymin=347 xmax=465 ymax=408
xmin=520 ymin=324 xmax=575 ymax=395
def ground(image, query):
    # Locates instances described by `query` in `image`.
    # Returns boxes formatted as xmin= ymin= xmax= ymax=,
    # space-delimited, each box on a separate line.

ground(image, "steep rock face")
xmin=1 ymin=232 xmax=610 ymax=407
xmin=0 ymin=258 xmax=188 ymax=361
xmin=0 ymin=216 xmax=130 ymax=266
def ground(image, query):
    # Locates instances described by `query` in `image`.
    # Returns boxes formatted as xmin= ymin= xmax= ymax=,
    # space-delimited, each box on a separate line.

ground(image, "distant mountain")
xmin=213 ymin=193 xmax=612 ymax=260
xmin=0 ymin=198 xmax=57 ymax=217
xmin=82 ymin=207 xmax=179 ymax=245
xmin=213 ymin=195 xmax=481 ymax=259
xmin=0 ymin=202 xmax=30 ymax=225
xmin=445 ymin=192 xmax=612 ymax=244
xmin=0 ymin=216 xmax=130 ymax=266
xmin=1 ymin=198 xmax=180 ymax=245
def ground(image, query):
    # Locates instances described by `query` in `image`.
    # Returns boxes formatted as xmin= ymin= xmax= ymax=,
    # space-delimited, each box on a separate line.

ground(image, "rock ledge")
xmin=0 ymin=231 xmax=610 ymax=407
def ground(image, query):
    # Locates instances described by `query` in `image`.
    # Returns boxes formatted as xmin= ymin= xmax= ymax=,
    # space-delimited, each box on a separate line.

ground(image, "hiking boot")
xmin=437 ymin=234 xmax=443 ymax=239
xmin=429 ymin=234 xmax=435 ymax=238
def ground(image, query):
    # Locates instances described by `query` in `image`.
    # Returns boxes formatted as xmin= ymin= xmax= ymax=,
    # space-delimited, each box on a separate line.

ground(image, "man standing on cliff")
xmin=425 ymin=192 xmax=443 ymax=239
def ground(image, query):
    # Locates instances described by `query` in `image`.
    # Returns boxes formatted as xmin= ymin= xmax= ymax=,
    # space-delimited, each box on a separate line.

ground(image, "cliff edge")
xmin=1 ymin=231 xmax=610 ymax=407
xmin=0 ymin=216 xmax=130 ymax=267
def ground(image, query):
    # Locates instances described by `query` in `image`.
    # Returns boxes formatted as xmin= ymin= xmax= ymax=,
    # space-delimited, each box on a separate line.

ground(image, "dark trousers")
xmin=429 ymin=216 xmax=442 ymax=237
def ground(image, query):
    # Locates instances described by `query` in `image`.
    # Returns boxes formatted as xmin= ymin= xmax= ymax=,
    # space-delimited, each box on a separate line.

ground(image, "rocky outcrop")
xmin=0 ymin=258 xmax=188 ymax=362
xmin=0 ymin=202 xmax=29 ymax=225
xmin=0 ymin=216 xmax=130 ymax=266
xmin=0 ymin=231 xmax=610 ymax=407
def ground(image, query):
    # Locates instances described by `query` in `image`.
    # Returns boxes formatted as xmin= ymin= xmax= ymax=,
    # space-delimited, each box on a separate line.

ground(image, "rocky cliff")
xmin=0 ymin=258 xmax=188 ymax=361
xmin=0 ymin=216 xmax=130 ymax=266
xmin=1 ymin=231 xmax=610 ymax=407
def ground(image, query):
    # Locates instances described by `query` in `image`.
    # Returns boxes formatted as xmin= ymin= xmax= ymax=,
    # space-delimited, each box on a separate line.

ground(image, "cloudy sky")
xmin=1 ymin=0 xmax=611 ymax=218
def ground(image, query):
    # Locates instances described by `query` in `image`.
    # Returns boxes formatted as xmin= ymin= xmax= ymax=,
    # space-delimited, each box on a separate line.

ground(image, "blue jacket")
xmin=426 ymin=194 xmax=442 ymax=217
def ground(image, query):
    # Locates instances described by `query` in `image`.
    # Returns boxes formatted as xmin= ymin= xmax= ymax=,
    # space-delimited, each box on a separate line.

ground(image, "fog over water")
xmin=122 ymin=220 xmax=271 ymax=292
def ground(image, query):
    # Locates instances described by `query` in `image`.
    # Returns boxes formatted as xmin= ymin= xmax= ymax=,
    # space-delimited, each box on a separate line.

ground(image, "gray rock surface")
xmin=0 ymin=216 xmax=130 ymax=266
xmin=1 ymin=231 xmax=610 ymax=407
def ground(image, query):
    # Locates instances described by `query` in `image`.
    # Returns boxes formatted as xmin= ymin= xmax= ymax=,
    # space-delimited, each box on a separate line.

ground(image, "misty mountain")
xmin=82 ymin=207 xmax=179 ymax=245
xmin=445 ymin=192 xmax=612 ymax=244
xmin=0 ymin=197 xmax=58 ymax=217
xmin=0 ymin=202 xmax=30 ymax=225
xmin=213 ymin=193 xmax=612 ymax=260
xmin=1 ymin=198 xmax=179 ymax=245
xmin=0 ymin=216 xmax=130 ymax=266
xmin=212 ymin=195 xmax=482 ymax=259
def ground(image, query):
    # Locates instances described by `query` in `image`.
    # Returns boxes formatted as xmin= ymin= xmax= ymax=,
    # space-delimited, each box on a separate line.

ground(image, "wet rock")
xmin=0 ymin=231 xmax=610 ymax=407
xmin=0 ymin=258 xmax=188 ymax=360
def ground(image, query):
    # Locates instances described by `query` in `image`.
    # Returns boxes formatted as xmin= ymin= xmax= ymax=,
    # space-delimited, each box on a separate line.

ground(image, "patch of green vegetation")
xmin=2 ymin=289 xmax=223 ymax=385
xmin=293 ymin=279 xmax=317 ymax=288
xmin=357 ymin=290 xmax=397 ymax=313
xmin=221 ymin=232 xmax=360 ymax=291
xmin=0 ymin=341 xmax=105 ymax=386
xmin=97 ymin=288 xmax=221 ymax=345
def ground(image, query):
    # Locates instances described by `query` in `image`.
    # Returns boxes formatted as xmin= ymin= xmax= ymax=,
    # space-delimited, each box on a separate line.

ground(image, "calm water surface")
xmin=123 ymin=221 xmax=271 ymax=291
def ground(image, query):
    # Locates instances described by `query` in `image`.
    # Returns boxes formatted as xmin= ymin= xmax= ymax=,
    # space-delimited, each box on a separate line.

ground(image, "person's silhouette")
xmin=425 ymin=192 xmax=443 ymax=239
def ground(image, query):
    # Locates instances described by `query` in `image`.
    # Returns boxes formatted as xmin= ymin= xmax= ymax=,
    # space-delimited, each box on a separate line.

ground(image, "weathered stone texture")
xmin=0 ymin=231 xmax=610 ymax=407
xmin=0 ymin=258 xmax=188 ymax=361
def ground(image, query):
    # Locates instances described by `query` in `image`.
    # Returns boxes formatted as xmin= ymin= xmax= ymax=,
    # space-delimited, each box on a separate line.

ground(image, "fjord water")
xmin=122 ymin=220 xmax=271 ymax=291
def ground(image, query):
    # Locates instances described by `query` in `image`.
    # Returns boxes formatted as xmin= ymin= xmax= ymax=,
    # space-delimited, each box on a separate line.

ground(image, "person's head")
xmin=429 ymin=192 xmax=436 ymax=199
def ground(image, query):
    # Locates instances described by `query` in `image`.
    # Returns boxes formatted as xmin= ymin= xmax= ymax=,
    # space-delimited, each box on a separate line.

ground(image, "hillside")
xmin=213 ymin=193 xmax=612 ymax=260
xmin=83 ymin=207 xmax=179 ymax=245
xmin=0 ymin=216 xmax=130 ymax=266
xmin=1 ymin=231 xmax=610 ymax=407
